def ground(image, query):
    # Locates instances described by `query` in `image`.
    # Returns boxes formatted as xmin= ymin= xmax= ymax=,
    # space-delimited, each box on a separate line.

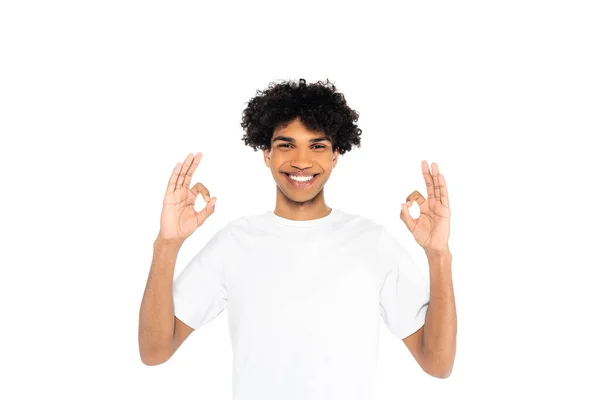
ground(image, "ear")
xmin=332 ymin=148 xmax=339 ymax=168
xmin=264 ymin=148 xmax=271 ymax=167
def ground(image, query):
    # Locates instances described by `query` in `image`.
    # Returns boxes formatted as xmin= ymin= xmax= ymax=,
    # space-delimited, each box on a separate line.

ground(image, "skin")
xmin=139 ymin=152 xmax=216 ymax=365
xmin=263 ymin=117 xmax=339 ymax=221
xmin=399 ymin=161 xmax=456 ymax=378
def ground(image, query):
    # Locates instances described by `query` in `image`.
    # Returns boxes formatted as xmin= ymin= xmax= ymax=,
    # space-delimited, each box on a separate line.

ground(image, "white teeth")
xmin=289 ymin=174 xmax=314 ymax=182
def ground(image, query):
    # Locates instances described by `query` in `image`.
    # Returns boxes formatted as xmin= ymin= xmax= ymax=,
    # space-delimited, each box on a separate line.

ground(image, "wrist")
xmin=154 ymin=235 xmax=184 ymax=249
xmin=425 ymin=247 xmax=452 ymax=260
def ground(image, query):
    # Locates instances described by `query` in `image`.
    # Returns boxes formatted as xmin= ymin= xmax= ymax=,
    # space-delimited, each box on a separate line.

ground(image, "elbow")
xmin=421 ymin=343 xmax=455 ymax=379
xmin=140 ymin=350 xmax=170 ymax=366
xmin=139 ymin=341 xmax=172 ymax=366
xmin=430 ymin=367 xmax=453 ymax=379
xmin=426 ymin=362 xmax=454 ymax=379
xmin=138 ymin=334 xmax=173 ymax=366
xmin=423 ymin=356 xmax=454 ymax=379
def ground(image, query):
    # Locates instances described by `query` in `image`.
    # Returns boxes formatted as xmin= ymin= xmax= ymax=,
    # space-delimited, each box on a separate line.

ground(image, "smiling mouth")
xmin=283 ymin=173 xmax=319 ymax=178
xmin=282 ymin=172 xmax=319 ymax=187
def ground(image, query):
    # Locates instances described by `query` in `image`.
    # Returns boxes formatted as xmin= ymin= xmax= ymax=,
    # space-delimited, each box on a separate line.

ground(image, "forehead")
xmin=272 ymin=118 xmax=327 ymax=142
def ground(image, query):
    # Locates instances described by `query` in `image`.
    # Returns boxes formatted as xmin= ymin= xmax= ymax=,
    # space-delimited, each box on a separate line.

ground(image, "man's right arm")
xmin=138 ymin=237 xmax=194 ymax=366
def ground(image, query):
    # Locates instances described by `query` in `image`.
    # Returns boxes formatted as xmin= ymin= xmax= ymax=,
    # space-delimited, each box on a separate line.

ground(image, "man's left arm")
xmin=400 ymin=161 xmax=456 ymax=378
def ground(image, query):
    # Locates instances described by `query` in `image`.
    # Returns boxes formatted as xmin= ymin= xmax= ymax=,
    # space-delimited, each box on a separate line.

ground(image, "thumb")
xmin=400 ymin=202 xmax=416 ymax=232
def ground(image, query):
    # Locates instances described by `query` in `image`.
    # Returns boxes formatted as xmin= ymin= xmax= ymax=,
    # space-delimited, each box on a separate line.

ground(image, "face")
xmin=264 ymin=117 xmax=339 ymax=204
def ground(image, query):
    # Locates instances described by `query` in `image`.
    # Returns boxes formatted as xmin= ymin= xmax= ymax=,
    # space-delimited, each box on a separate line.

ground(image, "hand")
xmin=158 ymin=152 xmax=217 ymax=243
xmin=400 ymin=161 xmax=450 ymax=253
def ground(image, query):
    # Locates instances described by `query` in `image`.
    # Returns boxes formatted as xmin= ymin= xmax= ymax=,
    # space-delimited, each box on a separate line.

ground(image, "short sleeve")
xmin=172 ymin=224 xmax=231 ymax=330
xmin=377 ymin=226 xmax=430 ymax=340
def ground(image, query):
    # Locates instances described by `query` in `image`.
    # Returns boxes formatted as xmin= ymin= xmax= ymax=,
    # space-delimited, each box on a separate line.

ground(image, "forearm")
xmin=422 ymin=249 xmax=456 ymax=378
xmin=138 ymin=237 xmax=183 ymax=363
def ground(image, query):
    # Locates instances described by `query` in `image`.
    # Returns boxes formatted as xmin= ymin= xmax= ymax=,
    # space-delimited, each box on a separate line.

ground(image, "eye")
xmin=277 ymin=144 xmax=326 ymax=149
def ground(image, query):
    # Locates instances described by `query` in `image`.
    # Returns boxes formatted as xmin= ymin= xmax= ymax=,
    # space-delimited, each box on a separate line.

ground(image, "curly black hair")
xmin=240 ymin=78 xmax=362 ymax=155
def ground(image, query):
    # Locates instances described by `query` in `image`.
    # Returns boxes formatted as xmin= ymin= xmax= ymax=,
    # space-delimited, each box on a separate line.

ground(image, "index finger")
xmin=422 ymin=160 xmax=434 ymax=199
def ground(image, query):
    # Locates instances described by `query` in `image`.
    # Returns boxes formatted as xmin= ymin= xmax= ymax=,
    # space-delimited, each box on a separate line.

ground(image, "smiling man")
xmin=265 ymin=117 xmax=337 ymax=220
xmin=138 ymin=78 xmax=457 ymax=400
xmin=241 ymin=78 xmax=360 ymax=223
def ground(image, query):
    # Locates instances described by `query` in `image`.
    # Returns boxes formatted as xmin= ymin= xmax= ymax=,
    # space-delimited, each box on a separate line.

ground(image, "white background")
xmin=1 ymin=1 xmax=599 ymax=399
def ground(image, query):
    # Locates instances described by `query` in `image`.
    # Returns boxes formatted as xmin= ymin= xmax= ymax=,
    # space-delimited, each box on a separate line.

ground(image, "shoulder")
xmin=222 ymin=212 xmax=265 ymax=232
xmin=335 ymin=208 xmax=383 ymax=233
xmin=333 ymin=209 xmax=386 ymax=253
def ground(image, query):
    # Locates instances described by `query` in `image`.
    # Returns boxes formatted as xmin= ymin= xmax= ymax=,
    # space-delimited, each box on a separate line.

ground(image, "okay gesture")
xmin=400 ymin=161 xmax=451 ymax=253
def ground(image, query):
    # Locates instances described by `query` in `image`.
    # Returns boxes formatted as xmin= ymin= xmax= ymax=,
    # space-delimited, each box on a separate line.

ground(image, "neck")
xmin=274 ymin=189 xmax=331 ymax=221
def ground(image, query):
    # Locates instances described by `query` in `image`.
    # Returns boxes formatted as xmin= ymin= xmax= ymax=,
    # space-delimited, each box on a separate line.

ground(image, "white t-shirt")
xmin=172 ymin=207 xmax=430 ymax=400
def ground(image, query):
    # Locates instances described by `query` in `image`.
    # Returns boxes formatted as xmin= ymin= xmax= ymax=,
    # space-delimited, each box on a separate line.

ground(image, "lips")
xmin=283 ymin=172 xmax=318 ymax=177
xmin=282 ymin=172 xmax=319 ymax=188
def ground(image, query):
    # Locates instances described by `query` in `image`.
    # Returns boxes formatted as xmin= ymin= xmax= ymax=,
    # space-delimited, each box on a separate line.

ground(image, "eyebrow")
xmin=272 ymin=135 xmax=331 ymax=144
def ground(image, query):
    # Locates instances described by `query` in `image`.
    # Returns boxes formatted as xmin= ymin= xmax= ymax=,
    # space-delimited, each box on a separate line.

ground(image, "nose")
xmin=290 ymin=160 xmax=313 ymax=171
xmin=290 ymin=163 xmax=312 ymax=172
xmin=289 ymin=148 xmax=314 ymax=170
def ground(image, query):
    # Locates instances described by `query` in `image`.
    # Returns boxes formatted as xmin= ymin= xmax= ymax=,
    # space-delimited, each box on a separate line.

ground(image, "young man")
xmin=138 ymin=79 xmax=456 ymax=400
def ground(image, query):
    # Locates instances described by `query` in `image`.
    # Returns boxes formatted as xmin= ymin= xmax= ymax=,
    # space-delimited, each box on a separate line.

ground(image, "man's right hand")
xmin=158 ymin=152 xmax=217 ymax=244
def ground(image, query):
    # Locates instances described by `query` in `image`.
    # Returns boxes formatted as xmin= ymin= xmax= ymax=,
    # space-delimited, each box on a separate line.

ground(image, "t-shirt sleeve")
xmin=172 ymin=224 xmax=231 ymax=330
xmin=377 ymin=226 xmax=430 ymax=340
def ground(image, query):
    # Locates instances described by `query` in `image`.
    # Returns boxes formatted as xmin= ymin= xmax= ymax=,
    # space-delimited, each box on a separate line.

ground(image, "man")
xmin=138 ymin=78 xmax=457 ymax=399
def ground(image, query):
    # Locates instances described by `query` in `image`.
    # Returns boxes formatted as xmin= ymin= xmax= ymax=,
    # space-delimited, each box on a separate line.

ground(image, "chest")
xmin=224 ymin=235 xmax=381 ymax=343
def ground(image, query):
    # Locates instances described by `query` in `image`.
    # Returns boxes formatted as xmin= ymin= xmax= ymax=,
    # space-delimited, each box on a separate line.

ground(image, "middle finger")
xmin=183 ymin=153 xmax=202 ymax=189
xmin=176 ymin=153 xmax=195 ymax=189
